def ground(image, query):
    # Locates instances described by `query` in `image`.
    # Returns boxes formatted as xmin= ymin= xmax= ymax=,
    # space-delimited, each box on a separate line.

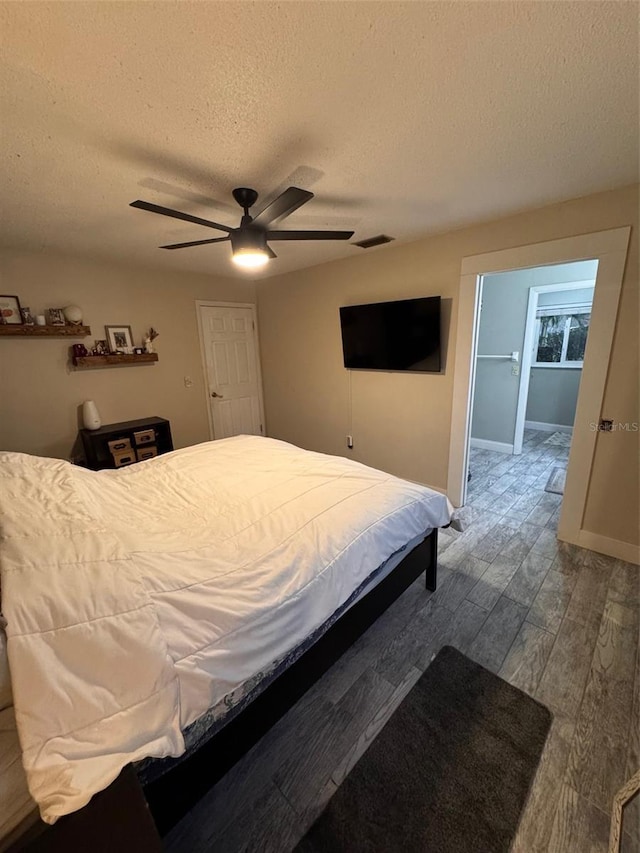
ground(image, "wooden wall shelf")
xmin=72 ymin=353 xmax=159 ymax=369
xmin=0 ymin=324 xmax=92 ymax=337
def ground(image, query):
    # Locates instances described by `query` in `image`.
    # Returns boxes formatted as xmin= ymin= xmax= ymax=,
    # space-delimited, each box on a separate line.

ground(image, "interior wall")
xmin=471 ymin=263 xmax=596 ymax=446
xmin=257 ymin=183 xmax=639 ymax=548
xmin=0 ymin=249 xmax=255 ymax=458
xmin=526 ymin=370 xmax=582 ymax=428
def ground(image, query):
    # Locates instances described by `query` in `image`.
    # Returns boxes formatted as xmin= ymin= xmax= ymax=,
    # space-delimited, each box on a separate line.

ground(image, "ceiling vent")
xmin=353 ymin=234 xmax=395 ymax=249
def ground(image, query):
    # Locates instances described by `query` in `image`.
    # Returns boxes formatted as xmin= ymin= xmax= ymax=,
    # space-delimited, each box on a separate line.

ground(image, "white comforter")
xmin=0 ymin=436 xmax=452 ymax=823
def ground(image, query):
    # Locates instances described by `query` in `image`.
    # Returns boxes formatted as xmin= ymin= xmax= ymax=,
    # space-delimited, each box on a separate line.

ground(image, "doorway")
xmin=515 ymin=275 xmax=596 ymax=453
xmin=469 ymin=260 xmax=596 ymax=456
xmin=447 ymin=227 xmax=630 ymax=557
xmin=196 ymin=301 xmax=265 ymax=440
xmin=466 ymin=260 xmax=597 ymax=533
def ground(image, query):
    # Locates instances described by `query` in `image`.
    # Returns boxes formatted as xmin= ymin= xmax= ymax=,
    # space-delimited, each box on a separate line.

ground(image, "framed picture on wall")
xmin=47 ymin=308 xmax=66 ymax=326
xmin=0 ymin=295 xmax=22 ymax=324
xmin=105 ymin=324 xmax=134 ymax=354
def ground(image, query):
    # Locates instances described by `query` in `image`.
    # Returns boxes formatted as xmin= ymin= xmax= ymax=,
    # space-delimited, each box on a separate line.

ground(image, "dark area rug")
xmin=296 ymin=646 xmax=552 ymax=853
xmin=545 ymin=466 xmax=566 ymax=495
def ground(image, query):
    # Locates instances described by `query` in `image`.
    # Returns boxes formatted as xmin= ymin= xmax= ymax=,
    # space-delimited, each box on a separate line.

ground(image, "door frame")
xmin=195 ymin=301 xmax=267 ymax=441
xmin=513 ymin=278 xmax=596 ymax=455
xmin=446 ymin=227 xmax=630 ymax=553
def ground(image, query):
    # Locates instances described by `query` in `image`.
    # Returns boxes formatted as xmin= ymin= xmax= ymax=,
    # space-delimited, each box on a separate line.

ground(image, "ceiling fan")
xmin=130 ymin=186 xmax=354 ymax=270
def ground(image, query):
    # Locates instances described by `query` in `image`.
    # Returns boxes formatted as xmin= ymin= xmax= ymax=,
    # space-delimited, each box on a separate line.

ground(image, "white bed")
xmin=0 ymin=436 xmax=452 ymax=827
xmin=0 ymin=628 xmax=37 ymax=849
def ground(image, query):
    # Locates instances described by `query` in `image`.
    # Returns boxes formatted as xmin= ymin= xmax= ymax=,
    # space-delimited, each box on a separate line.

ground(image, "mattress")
xmin=137 ymin=529 xmax=428 ymax=784
xmin=0 ymin=436 xmax=452 ymax=823
xmin=0 ymin=706 xmax=37 ymax=849
xmin=0 ymin=533 xmax=428 ymax=841
xmin=0 ymin=625 xmax=37 ymax=847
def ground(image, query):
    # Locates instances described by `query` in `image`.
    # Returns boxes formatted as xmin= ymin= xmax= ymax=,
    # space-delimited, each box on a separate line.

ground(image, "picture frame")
xmin=92 ymin=340 xmax=108 ymax=356
xmin=48 ymin=308 xmax=66 ymax=326
xmin=105 ymin=325 xmax=134 ymax=354
xmin=20 ymin=307 xmax=35 ymax=325
xmin=0 ymin=295 xmax=22 ymax=325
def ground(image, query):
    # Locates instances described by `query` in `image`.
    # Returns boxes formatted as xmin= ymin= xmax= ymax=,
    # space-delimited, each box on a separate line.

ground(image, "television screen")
xmin=339 ymin=296 xmax=441 ymax=372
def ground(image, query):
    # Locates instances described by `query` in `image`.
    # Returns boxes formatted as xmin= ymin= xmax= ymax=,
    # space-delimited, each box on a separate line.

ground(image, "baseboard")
xmin=525 ymin=420 xmax=573 ymax=434
xmin=562 ymin=529 xmax=640 ymax=565
xmin=469 ymin=437 xmax=514 ymax=454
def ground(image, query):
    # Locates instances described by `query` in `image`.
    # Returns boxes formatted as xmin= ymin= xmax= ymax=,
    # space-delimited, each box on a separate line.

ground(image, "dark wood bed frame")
xmin=13 ymin=529 xmax=438 ymax=852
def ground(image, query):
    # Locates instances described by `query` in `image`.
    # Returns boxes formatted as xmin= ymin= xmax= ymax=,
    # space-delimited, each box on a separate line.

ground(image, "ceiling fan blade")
xmin=266 ymin=229 xmax=354 ymax=241
xmin=266 ymin=245 xmax=277 ymax=259
xmin=252 ymin=187 xmax=314 ymax=226
xmin=160 ymin=237 xmax=230 ymax=250
xmin=130 ymin=200 xmax=233 ymax=233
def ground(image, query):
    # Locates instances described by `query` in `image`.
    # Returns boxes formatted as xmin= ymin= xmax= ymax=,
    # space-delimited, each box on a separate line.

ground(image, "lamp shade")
xmin=232 ymin=249 xmax=269 ymax=269
xmin=82 ymin=400 xmax=101 ymax=430
xmin=230 ymin=228 xmax=269 ymax=269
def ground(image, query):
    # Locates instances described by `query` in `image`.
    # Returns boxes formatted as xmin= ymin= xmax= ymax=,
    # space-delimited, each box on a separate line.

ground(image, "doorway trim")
xmin=195 ymin=301 xmax=266 ymax=441
xmin=447 ymin=227 xmax=631 ymax=555
xmin=513 ymin=278 xmax=596 ymax=455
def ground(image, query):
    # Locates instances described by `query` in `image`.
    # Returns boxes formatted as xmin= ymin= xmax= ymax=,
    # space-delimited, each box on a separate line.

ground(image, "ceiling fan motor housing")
xmin=230 ymin=225 xmax=268 ymax=254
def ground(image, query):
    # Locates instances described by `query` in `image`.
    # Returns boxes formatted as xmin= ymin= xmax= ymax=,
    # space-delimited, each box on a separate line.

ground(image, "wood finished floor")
xmin=166 ymin=430 xmax=639 ymax=853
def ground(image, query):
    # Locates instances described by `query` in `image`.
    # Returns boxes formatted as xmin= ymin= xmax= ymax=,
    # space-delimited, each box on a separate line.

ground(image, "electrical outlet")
xmin=511 ymin=364 xmax=520 ymax=376
xmin=346 ymin=434 xmax=353 ymax=449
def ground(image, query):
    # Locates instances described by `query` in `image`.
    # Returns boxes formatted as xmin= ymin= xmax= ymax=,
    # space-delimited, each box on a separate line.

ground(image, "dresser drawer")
xmin=136 ymin=446 xmax=158 ymax=462
xmin=108 ymin=437 xmax=132 ymax=454
xmin=133 ymin=428 xmax=156 ymax=446
xmin=112 ymin=448 xmax=136 ymax=468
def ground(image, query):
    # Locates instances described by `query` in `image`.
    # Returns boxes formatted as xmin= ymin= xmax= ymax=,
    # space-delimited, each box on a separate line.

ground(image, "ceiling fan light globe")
xmin=232 ymin=248 xmax=269 ymax=269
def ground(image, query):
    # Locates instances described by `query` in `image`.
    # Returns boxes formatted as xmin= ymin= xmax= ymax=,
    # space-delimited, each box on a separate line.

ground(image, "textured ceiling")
xmin=0 ymin=2 xmax=638 ymax=280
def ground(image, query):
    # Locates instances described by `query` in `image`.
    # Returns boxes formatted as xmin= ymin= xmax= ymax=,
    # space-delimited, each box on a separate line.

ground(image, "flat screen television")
xmin=339 ymin=296 xmax=441 ymax=372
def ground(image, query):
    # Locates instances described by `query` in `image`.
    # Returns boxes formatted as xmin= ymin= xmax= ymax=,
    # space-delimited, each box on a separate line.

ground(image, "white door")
xmin=199 ymin=304 xmax=263 ymax=439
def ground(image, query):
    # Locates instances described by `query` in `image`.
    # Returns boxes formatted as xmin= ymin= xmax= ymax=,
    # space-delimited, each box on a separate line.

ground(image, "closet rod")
xmin=476 ymin=351 xmax=519 ymax=362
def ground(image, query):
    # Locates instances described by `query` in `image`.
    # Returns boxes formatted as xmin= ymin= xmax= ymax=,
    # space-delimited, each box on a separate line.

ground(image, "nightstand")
xmin=78 ymin=417 xmax=173 ymax=471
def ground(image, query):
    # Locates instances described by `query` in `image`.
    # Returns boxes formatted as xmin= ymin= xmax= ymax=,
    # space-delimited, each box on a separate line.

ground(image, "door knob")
xmin=211 ymin=391 xmax=224 ymax=398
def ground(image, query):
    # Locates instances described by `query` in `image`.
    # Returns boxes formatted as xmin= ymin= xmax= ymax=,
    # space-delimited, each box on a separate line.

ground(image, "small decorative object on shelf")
xmin=48 ymin=308 xmax=66 ymax=325
xmin=20 ymin=307 xmax=35 ymax=325
xmin=105 ymin=324 xmax=134 ymax=354
xmin=35 ymin=315 xmax=46 ymax=326
xmin=144 ymin=327 xmax=159 ymax=354
xmin=72 ymin=343 xmax=89 ymax=358
xmin=0 ymin=295 xmax=22 ymax=324
xmin=92 ymin=339 xmax=108 ymax=355
xmin=82 ymin=400 xmax=102 ymax=431
xmin=63 ymin=305 xmax=83 ymax=325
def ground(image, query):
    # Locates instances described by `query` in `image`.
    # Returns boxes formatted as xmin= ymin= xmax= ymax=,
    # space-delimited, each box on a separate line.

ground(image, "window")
xmin=533 ymin=304 xmax=591 ymax=368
